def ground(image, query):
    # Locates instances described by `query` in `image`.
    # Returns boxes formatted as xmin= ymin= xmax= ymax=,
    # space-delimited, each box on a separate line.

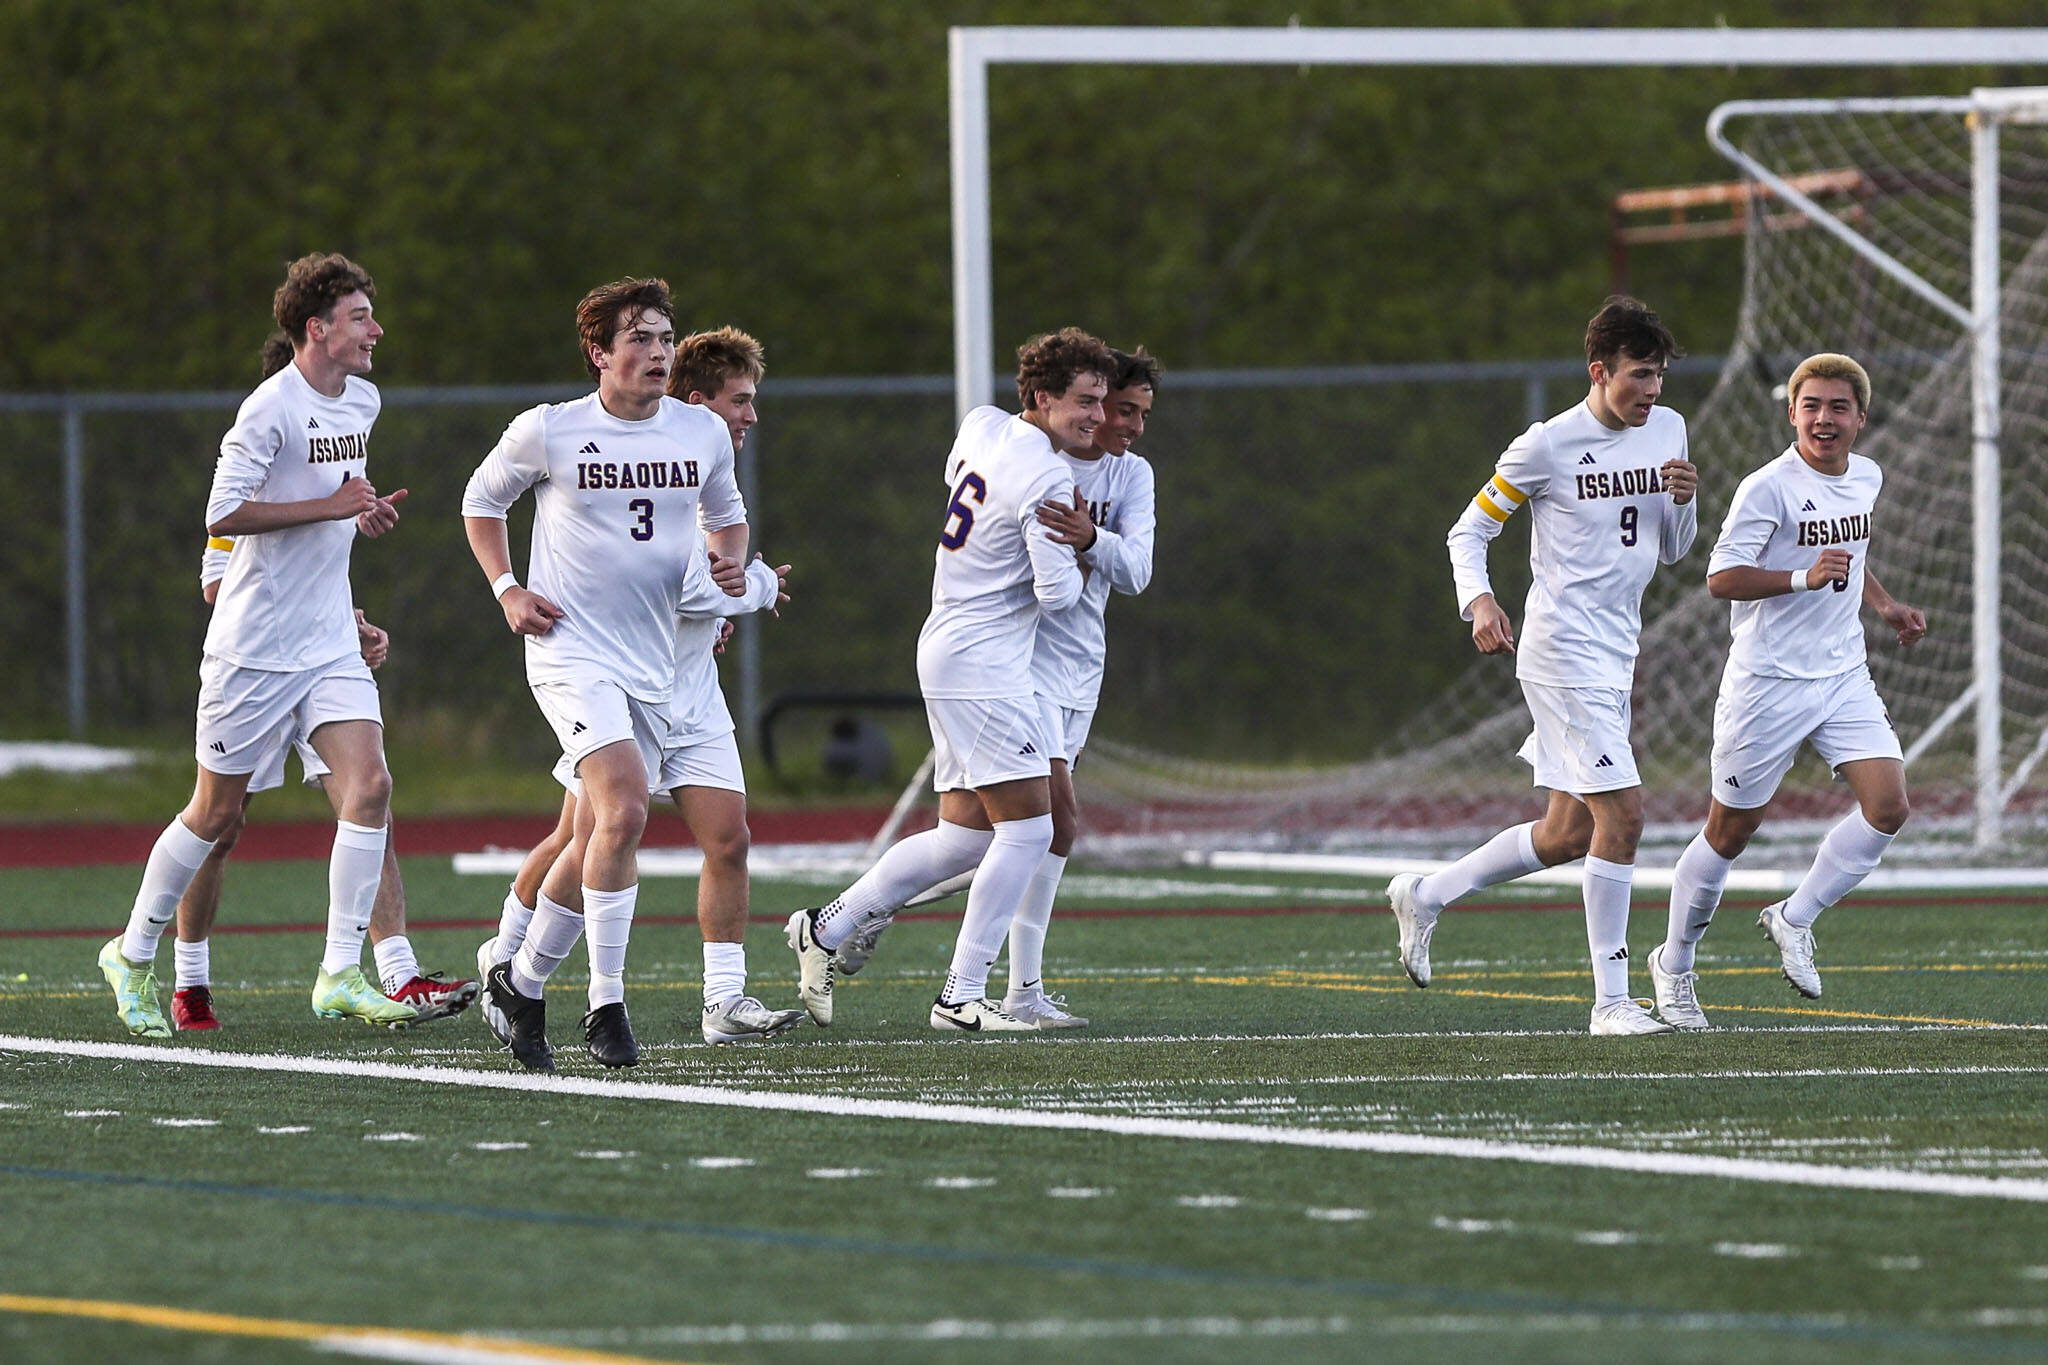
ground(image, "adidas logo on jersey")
xmin=1801 ymin=499 xmax=1817 ymax=511
xmin=307 ymin=417 xmax=320 ymax=429
xmin=1594 ymin=754 xmax=1614 ymax=768
xmin=1018 ymin=742 xmax=1038 ymax=757
xmin=1579 ymin=453 xmax=1597 ymax=465
xmin=579 ymin=442 xmax=602 ymax=455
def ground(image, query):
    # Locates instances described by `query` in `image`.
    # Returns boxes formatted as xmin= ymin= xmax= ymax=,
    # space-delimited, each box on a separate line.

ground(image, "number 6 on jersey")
xmin=941 ymin=472 xmax=986 ymax=550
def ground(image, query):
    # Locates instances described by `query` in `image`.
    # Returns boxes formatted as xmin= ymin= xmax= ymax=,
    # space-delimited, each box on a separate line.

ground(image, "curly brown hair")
xmin=575 ymin=277 xmax=674 ymax=380
xmin=1584 ymin=295 xmax=1683 ymax=368
xmin=669 ymin=326 xmax=765 ymax=400
xmin=1111 ymin=345 xmax=1163 ymax=392
xmin=1014 ymin=327 xmax=1117 ymax=411
xmin=262 ymin=252 xmax=375 ymax=378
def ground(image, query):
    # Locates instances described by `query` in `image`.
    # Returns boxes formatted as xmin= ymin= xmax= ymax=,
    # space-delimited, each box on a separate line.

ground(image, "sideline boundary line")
xmin=6 ymin=1034 xmax=2048 ymax=1205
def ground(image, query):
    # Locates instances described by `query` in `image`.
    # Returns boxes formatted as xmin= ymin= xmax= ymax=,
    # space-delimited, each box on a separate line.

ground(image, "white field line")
xmin=544 ymin=1316 xmax=1355 ymax=1346
xmin=7 ymin=1033 xmax=2048 ymax=1205
xmin=311 ymin=1336 xmax=598 ymax=1364
xmin=1200 ymin=849 xmax=2048 ymax=891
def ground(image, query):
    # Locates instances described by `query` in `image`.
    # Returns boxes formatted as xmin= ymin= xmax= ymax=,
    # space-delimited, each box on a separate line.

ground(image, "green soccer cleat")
xmin=98 ymin=937 xmax=171 ymax=1038
xmin=312 ymin=965 xmax=419 ymax=1030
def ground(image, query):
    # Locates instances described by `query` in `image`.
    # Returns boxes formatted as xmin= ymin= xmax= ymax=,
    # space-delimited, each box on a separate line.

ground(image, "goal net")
xmin=1069 ymin=90 xmax=2048 ymax=869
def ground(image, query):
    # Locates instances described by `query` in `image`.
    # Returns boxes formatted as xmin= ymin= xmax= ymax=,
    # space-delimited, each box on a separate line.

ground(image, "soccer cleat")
xmin=385 ymin=972 xmax=480 ymax=1022
xmin=98 ymin=939 xmax=170 ymax=1039
xmin=581 ymin=1002 xmax=641 ymax=1068
xmin=1387 ymin=872 xmax=1438 ymax=988
xmin=929 ymin=996 xmax=1037 ymax=1033
xmin=1758 ymin=901 xmax=1822 ymax=998
xmin=486 ymin=963 xmax=553 ymax=1072
xmin=1647 ymin=946 xmax=1711 ymax=1031
xmin=702 ymin=994 xmax=806 ymax=1044
xmin=785 ymin=908 xmax=835 ymax=1026
xmin=1002 ymin=987 xmax=1088 ymax=1029
xmin=312 ymin=966 xmax=419 ymax=1030
xmin=171 ymin=986 xmax=220 ymax=1032
xmin=1589 ymin=999 xmax=1677 ymax=1036
xmin=831 ymin=910 xmax=896 ymax=977
xmin=476 ymin=937 xmax=511 ymax=1045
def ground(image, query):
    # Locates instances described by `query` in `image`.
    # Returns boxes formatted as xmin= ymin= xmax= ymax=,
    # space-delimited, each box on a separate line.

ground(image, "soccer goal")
xmin=932 ymin=28 xmax=2048 ymax=876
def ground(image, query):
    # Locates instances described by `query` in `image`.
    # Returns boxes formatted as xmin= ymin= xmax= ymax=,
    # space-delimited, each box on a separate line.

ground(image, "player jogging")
xmin=1649 ymin=352 xmax=1924 ymax=1026
xmin=1388 ymin=295 xmax=1698 ymax=1037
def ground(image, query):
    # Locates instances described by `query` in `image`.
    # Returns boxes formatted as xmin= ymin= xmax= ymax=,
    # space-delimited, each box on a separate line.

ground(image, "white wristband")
xmin=1789 ymin=569 xmax=1815 ymax=594
xmin=490 ymin=572 xmax=519 ymax=600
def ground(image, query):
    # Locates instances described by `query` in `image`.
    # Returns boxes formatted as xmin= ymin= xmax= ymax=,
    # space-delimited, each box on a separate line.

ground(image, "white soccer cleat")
xmin=702 ymin=994 xmax=806 ymax=1044
xmin=1757 ymin=901 xmax=1822 ymax=998
xmin=785 ymin=908 xmax=835 ymax=1026
xmin=476 ymin=936 xmax=511 ymax=1046
xmin=1648 ymin=945 xmax=1711 ymax=1031
xmin=832 ymin=910 xmax=895 ymax=977
xmin=1387 ymin=872 xmax=1437 ymax=988
xmin=1002 ymin=987 xmax=1088 ymax=1029
xmin=929 ymin=996 xmax=1037 ymax=1033
xmin=1589 ymin=999 xmax=1677 ymax=1036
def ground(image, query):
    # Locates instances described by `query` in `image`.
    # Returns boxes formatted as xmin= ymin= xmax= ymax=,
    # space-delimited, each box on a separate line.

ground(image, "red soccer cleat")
xmin=385 ymin=973 xmax=480 ymax=1022
xmin=172 ymin=986 xmax=220 ymax=1031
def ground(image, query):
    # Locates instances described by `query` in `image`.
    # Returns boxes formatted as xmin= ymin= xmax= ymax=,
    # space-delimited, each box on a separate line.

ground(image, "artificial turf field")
xmin=2 ymin=855 xmax=2045 ymax=1363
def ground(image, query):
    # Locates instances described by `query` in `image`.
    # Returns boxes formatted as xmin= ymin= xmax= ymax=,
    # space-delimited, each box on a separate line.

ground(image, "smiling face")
xmin=1026 ymin=372 xmax=1109 ymax=453
xmin=1789 ymin=375 xmax=1867 ymax=473
xmin=592 ymin=306 xmax=677 ymax=416
xmin=690 ymin=374 xmax=758 ymax=451
xmin=1587 ymin=350 xmax=1666 ymax=430
xmin=1088 ymin=382 xmax=1153 ymax=458
xmin=303 ymin=289 xmax=382 ymax=380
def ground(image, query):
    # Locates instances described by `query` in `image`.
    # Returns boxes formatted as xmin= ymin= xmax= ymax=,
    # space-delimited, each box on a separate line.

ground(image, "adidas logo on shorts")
xmin=209 ymin=740 xmax=226 ymax=754
xmin=1724 ymin=775 xmax=1741 ymax=787
xmin=579 ymin=442 xmax=601 ymax=455
xmin=1594 ymin=754 xmax=1614 ymax=768
xmin=1018 ymin=742 xmax=1038 ymax=756
xmin=571 ymin=721 xmax=587 ymax=735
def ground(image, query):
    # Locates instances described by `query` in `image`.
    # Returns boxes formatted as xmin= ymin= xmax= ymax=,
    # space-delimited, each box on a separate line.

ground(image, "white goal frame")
xmin=948 ymin=26 xmax=2048 ymax=852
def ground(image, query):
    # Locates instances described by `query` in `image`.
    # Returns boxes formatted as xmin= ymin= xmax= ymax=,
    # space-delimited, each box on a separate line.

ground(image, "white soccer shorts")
xmin=1710 ymin=665 xmax=1903 ymax=810
xmin=927 ymin=695 xmax=1052 ymax=792
xmin=1034 ymin=697 xmax=1097 ymax=767
xmin=195 ymin=652 xmax=379 ymax=780
xmin=531 ymin=675 xmax=668 ymax=785
xmin=248 ymin=735 xmax=329 ymax=794
xmin=552 ymin=727 xmax=746 ymax=797
xmin=1516 ymin=680 xmax=1641 ymax=795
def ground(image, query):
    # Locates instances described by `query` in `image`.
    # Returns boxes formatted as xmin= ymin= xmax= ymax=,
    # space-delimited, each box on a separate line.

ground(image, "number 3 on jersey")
xmin=940 ymin=472 xmax=987 ymax=550
xmin=629 ymin=498 xmax=654 ymax=541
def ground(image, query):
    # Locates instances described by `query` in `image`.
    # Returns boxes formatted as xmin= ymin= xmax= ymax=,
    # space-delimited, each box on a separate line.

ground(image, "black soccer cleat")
xmin=581 ymin=1001 xmax=641 ymax=1069
xmin=486 ymin=963 xmax=554 ymax=1073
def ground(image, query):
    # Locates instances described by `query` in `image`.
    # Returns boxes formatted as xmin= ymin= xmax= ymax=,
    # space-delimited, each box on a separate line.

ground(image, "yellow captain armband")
xmin=1473 ymin=474 xmax=1527 ymax=524
xmin=207 ymin=536 xmax=235 ymax=552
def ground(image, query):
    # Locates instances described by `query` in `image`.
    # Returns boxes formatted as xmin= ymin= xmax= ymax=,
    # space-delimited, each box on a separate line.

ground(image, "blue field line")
xmin=0 ymin=1163 xmax=2041 ymax=1357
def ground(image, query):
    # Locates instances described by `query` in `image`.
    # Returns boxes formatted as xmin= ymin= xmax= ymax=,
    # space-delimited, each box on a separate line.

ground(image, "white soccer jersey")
xmin=1710 ymin=446 xmax=1883 ymax=680
xmin=1448 ymin=401 xmax=1695 ymax=690
xmin=200 ymin=536 xmax=232 ymax=590
xmin=461 ymin=393 xmax=743 ymax=702
xmin=668 ymin=553 xmax=780 ymax=744
xmin=916 ymin=406 xmax=1086 ymax=701
xmin=1029 ymin=447 xmax=1156 ymax=710
xmin=202 ymin=363 xmax=380 ymax=671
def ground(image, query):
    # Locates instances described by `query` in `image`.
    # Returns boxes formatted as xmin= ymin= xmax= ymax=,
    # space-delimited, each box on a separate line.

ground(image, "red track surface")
xmin=0 ymin=806 xmax=924 ymax=870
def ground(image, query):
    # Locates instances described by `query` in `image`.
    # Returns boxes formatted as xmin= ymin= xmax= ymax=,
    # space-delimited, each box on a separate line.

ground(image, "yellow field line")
xmin=0 ymin=1293 xmax=686 ymax=1363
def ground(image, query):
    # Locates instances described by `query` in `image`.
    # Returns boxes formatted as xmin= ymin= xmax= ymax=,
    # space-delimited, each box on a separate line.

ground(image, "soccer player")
xmin=477 ymin=326 xmax=799 ymax=1049
xmin=1649 ymin=353 xmax=1925 ymax=1025
xmin=462 ymin=279 xmax=761 ymax=1071
xmin=1387 ymin=296 xmax=1698 ymax=1037
xmin=97 ymin=252 xmax=419 ymax=1037
xmin=831 ymin=347 xmax=1161 ymax=1031
xmin=167 ymin=541 xmax=478 ymax=1031
xmin=785 ymin=328 xmax=1109 ymax=1033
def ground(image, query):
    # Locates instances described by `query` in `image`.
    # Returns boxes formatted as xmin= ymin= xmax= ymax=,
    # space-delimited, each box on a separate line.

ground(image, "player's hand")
xmin=757 ymin=554 xmax=792 ymax=617
xmin=354 ymin=608 xmax=390 ymax=669
xmin=328 ymin=475 xmax=381 ymax=522
xmin=1805 ymin=548 xmax=1852 ymax=592
xmin=712 ymin=620 xmax=734 ymax=656
xmin=1037 ymin=487 xmax=1097 ymax=552
xmin=1470 ymin=594 xmax=1516 ymax=655
xmin=202 ymin=580 xmax=220 ymax=607
xmin=1660 ymin=459 xmax=1698 ymax=505
xmin=356 ymin=487 xmax=409 ymax=539
xmin=1881 ymin=600 xmax=1927 ymax=648
xmin=709 ymin=548 xmax=748 ymax=597
xmin=502 ymin=586 xmax=564 ymax=636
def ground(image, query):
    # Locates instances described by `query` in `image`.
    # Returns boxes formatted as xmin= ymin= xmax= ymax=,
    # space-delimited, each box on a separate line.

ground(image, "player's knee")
xmin=593 ymin=798 xmax=647 ymax=844
xmin=1866 ymin=791 xmax=1910 ymax=835
xmin=212 ymin=807 xmax=248 ymax=853
xmin=701 ymin=820 xmax=750 ymax=870
xmin=1049 ymin=804 xmax=1079 ymax=855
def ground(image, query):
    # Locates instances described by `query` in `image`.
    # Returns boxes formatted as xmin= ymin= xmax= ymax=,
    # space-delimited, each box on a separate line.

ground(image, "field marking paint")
xmin=545 ymin=1315 xmax=1356 ymax=1346
xmin=1306 ymin=1207 xmax=1372 ymax=1221
xmin=0 ymin=1293 xmax=682 ymax=1364
xmin=9 ymin=1034 xmax=2048 ymax=1205
xmin=259 ymin=1125 xmax=311 ymax=1135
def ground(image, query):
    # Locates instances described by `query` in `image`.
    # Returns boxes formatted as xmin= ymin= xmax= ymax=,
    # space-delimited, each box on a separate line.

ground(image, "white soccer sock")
xmin=1416 ymin=821 xmax=1541 ymax=914
xmin=941 ymin=813 xmax=1053 ymax=1005
xmin=816 ymin=820 xmax=994 ymax=950
xmin=373 ymin=935 xmax=420 ymax=995
xmin=1662 ymin=833 xmax=1736 ymax=975
xmin=320 ymin=821 xmax=386 ymax=976
xmin=120 ymin=818 xmax=217 ymax=964
xmin=494 ymin=885 xmax=536 ymax=961
xmin=173 ymin=939 xmax=211 ymax=990
xmin=1584 ymin=855 xmax=1636 ymax=1009
xmin=511 ymin=892 xmax=584 ymax=997
xmin=582 ymin=884 xmax=638 ymax=1009
xmin=703 ymin=940 xmax=747 ymax=1007
xmin=1783 ymin=812 xmax=1895 ymax=928
xmin=1004 ymin=851 xmax=1067 ymax=997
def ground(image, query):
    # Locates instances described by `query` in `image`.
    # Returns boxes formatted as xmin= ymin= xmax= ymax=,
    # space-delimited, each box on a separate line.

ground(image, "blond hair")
xmin=1787 ymin=352 xmax=1872 ymax=412
xmin=670 ymin=326 xmax=765 ymax=400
